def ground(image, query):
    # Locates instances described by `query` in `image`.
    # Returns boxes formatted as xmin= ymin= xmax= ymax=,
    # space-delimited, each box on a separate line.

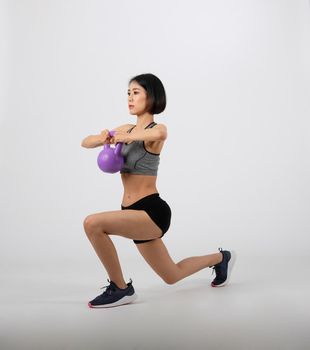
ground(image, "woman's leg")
xmin=83 ymin=210 xmax=162 ymax=288
xmin=136 ymin=239 xmax=222 ymax=284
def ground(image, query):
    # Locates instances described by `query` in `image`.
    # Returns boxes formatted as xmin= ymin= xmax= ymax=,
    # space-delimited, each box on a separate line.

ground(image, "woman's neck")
xmin=135 ymin=112 xmax=154 ymax=129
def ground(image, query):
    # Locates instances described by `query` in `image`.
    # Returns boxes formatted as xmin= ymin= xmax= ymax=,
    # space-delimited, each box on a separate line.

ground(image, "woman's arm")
xmin=81 ymin=129 xmax=109 ymax=148
xmin=81 ymin=124 xmax=133 ymax=148
xmin=112 ymin=124 xmax=167 ymax=144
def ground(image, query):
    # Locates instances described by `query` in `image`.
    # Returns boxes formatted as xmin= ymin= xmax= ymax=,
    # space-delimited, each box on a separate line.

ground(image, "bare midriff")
xmin=121 ymin=173 xmax=158 ymax=207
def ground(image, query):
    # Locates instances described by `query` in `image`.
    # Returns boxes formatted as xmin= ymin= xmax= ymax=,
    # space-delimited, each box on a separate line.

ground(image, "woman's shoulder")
xmin=153 ymin=123 xmax=167 ymax=139
xmin=153 ymin=122 xmax=167 ymax=130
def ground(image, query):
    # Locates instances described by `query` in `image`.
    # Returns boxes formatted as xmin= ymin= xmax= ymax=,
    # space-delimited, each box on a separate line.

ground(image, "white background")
xmin=1 ymin=1 xmax=310 ymax=349
xmin=1 ymin=0 xmax=309 ymax=264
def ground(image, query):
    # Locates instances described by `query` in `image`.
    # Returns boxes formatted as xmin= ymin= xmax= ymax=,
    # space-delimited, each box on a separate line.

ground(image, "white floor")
xmin=1 ymin=255 xmax=309 ymax=350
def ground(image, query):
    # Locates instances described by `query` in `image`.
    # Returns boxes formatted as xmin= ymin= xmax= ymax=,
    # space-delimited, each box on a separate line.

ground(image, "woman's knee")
xmin=83 ymin=215 xmax=102 ymax=236
xmin=161 ymin=274 xmax=179 ymax=285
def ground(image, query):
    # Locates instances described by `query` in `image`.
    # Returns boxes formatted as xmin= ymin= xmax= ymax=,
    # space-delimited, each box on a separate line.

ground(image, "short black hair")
xmin=129 ymin=73 xmax=166 ymax=114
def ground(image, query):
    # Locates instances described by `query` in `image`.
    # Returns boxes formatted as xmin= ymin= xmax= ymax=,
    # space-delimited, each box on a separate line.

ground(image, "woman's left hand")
xmin=111 ymin=131 xmax=132 ymax=144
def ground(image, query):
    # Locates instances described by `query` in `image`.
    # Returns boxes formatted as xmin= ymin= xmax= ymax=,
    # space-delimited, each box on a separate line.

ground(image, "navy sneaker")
xmin=88 ymin=279 xmax=137 ymax=308
xmin=210 ymin=248 xmax=236 ymax=287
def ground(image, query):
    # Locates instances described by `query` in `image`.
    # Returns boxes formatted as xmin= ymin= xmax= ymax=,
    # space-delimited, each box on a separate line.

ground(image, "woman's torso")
xmin=121 ymin=125 xmax=164 ymax=206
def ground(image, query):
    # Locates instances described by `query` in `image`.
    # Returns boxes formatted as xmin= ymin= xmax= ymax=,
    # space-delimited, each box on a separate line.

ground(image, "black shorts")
xmin=121 ymin=193 xmax=171 ymax=244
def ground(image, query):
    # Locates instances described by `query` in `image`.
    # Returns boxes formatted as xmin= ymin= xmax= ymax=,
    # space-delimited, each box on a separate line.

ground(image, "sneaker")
xmin=88 ymin=279 xmax=137 ymax=308
xmin=210 ymin=248 xmax=236 ymax=287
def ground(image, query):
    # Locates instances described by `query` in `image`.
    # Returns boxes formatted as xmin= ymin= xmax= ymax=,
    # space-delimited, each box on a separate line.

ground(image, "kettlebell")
xmin=97 ymin=130 xmax=124 ymax=173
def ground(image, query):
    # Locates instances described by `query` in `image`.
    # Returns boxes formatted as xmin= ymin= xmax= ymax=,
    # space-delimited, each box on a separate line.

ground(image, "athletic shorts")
xmin=121 ymin=193 xmax=171 ymax=244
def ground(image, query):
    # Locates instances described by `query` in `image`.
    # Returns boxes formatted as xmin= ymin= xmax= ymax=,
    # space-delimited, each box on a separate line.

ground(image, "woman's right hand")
xmin=100 ymin=129 xmax=112 ymax=144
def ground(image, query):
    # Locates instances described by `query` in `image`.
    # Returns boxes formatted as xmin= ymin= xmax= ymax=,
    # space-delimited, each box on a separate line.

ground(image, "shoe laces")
xmin=100 ymin=279 xmax=116 ymax=295
xmin=211 ymin=263 xmax=222 ymax=276
xmin=210 ymin=247 xmax=223 ymax=275
xmin=100 ymin=278 xmax=133 ymax=295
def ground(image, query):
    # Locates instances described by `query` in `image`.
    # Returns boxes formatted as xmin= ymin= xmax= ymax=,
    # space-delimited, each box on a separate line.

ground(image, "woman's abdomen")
xmin=121 ymin=173 xmax=158 ymax=206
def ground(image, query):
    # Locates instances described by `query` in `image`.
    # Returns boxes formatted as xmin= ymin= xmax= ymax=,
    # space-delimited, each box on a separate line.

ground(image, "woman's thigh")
xmin=84 ymin=210 xmax=162 ymax=241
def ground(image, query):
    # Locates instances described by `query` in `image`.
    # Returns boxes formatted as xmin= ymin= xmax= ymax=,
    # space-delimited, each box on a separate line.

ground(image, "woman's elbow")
xmin=81 ymin=138 xmax=90 ymax=148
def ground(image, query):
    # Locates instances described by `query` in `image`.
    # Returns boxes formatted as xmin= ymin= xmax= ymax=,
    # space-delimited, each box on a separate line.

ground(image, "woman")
xmin=81 ymin=73 xmax=236 ymax=308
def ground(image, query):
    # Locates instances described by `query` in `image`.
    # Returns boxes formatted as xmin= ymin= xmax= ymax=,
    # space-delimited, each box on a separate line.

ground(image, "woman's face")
xmin=127 ymin=81 xmax=148 ymax=116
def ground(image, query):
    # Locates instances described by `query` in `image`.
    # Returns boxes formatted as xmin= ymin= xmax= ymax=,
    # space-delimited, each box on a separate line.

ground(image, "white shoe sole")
xmin=212 ymin=250 xmax=236 ymax=287
xmin=88 ymin=293 xmax=138 ymax=308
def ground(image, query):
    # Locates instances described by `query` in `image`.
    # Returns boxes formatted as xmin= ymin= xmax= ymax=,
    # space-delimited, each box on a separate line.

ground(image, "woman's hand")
xmin=100 ymin=129 xmax=112 ymax=144
xmin=110 ymin=130 xmax=132 ymax=144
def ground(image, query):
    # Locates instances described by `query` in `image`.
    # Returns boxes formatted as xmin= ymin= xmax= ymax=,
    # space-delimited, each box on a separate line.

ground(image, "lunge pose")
xmin=81 ymin=73 xmax=236 ymax=308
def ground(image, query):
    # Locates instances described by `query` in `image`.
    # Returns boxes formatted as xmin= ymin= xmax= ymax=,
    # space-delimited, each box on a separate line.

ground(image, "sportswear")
xmin=120 ymin=122 xmax=160 ymax=176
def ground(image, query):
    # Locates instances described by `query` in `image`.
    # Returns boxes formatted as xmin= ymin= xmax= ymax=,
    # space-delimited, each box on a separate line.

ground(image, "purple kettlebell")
xmin=97 ymin=131 xmax=124 ymax=173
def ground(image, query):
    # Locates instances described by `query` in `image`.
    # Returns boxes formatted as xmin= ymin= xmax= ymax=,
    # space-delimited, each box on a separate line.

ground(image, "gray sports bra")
xmin=120 ymin=122 xmax=160 ymax=176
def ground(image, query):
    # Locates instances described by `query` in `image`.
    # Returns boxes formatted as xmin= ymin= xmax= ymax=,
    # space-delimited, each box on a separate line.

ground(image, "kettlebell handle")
xmin=108 ymin=130 xmax=123 ymax=156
